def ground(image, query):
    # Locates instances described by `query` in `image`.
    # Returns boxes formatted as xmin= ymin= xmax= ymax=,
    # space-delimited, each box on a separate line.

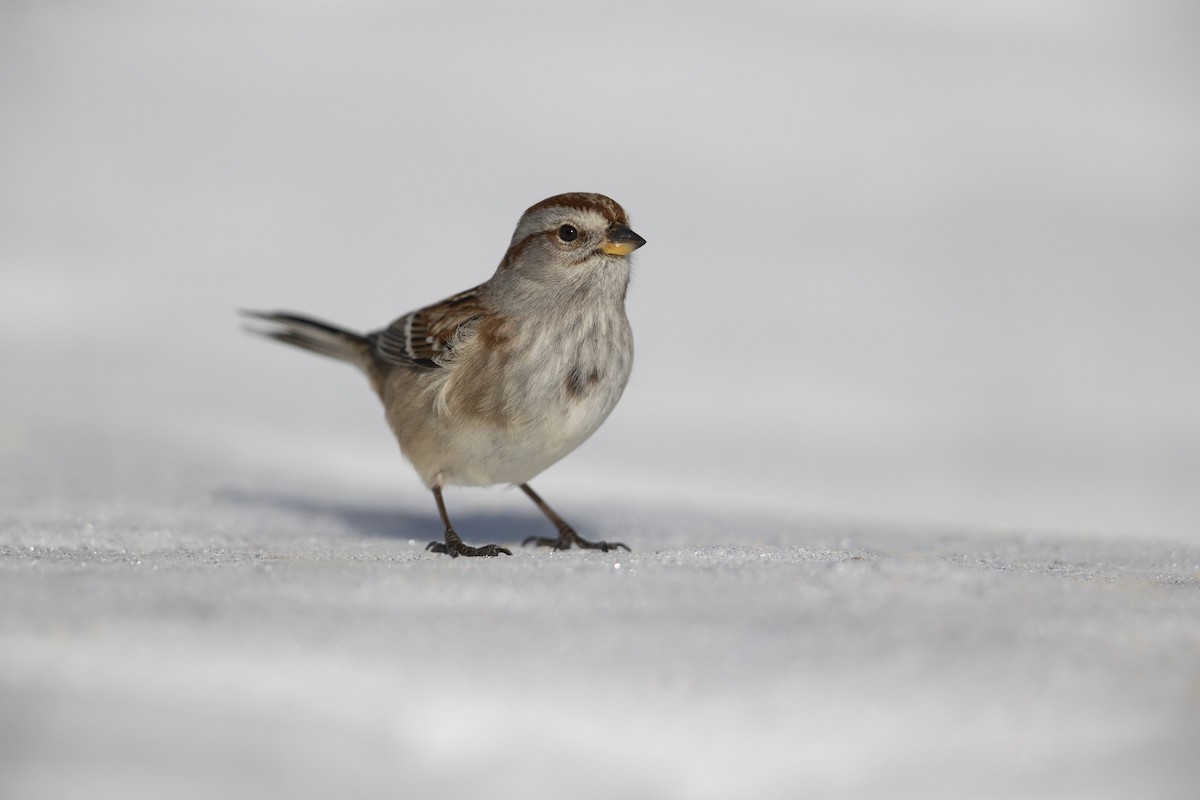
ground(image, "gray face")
xmin=489 ymin=195 xmax=644 ymax=311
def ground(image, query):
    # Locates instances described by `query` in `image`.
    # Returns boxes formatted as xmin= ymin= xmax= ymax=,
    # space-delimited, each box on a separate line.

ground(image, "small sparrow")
xmin=244 ymin=193 xmax=645 ymax=557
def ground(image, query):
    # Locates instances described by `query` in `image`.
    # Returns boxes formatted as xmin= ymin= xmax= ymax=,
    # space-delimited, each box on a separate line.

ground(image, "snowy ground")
xmin=4 ymin=432 xmax=1199 ymax=800
xmin=3 ymin=2 xmax=1200 ymax=798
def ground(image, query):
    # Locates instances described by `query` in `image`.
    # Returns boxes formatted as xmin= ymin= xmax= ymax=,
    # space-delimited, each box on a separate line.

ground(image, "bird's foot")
xmin=426 ymin=532 xmax=511 ymax=558
xmin=522 ymin=528 xmax=630 ymax=552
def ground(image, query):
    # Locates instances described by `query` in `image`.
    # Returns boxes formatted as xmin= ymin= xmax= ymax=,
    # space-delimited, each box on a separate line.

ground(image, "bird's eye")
xmin=557 ymin=225 xmax=579 ymax=242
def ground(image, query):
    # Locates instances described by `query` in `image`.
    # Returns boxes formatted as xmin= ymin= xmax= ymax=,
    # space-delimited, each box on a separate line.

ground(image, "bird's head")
xmin=490 ymin=193 xmax=645 ymax=307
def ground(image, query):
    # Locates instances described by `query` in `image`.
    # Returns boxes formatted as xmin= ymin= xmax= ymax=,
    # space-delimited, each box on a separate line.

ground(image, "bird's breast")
xmin=502 ymin=307 xmax=632 ymax=423
xmin=391 ymin=306 xmax=632 ymax=487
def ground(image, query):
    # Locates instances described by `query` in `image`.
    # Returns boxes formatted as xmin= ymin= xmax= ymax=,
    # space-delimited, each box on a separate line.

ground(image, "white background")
xmin=2 ymin=2 xmax=1198 ymax=798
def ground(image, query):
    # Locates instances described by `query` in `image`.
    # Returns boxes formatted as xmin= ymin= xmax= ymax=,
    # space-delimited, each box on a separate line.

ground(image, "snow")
xmin=5 ymin=436 xmax=1200 ymax=799
xmin=4 ymin=440 xmax=1199 ymax=799
xmin=3 ymin=2 xmax=1200 ymax=798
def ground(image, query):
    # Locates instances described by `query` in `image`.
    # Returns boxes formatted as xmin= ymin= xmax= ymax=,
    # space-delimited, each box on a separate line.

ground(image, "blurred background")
xmin=2 ymin=0 xmax=1198 ymax=541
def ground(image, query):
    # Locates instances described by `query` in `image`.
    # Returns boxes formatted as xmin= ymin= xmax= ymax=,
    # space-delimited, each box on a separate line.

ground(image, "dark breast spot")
xmin=565 ymin=366 xmax=602 ymax=399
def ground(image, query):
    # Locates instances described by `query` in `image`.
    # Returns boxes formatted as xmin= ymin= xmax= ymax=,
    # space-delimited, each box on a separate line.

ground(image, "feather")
xmin=368 ymin=286 xmax=487 ymax=368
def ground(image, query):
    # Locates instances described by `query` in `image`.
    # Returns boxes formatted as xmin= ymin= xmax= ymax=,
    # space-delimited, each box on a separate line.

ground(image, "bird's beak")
xmin=601 ymin=224 xmax=647 ymax=256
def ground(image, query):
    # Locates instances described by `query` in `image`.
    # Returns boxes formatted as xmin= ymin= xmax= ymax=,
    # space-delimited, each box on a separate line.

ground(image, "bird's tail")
xmin=241 ymin=310 xmax=372 ymax=370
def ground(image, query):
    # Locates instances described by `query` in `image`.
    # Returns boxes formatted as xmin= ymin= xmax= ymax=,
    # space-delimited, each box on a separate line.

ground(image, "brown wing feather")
xmin=369 ymin=286 xmax=487 ymax=368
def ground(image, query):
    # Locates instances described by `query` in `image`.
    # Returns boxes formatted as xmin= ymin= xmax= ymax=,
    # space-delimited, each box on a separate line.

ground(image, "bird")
xmin=243 ymin=192 xmax=645 ymax=557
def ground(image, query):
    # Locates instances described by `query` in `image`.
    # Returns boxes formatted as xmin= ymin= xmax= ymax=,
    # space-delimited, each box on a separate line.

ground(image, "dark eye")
xmin=557 ymin=224 xmax=579 ymax=242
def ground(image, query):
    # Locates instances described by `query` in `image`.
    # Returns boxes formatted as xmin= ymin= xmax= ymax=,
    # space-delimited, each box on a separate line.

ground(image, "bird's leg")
xmin=519 ymin=483 xmax=629 ymax=552
xmin=425 ymin=486 xmax=512 ymax=557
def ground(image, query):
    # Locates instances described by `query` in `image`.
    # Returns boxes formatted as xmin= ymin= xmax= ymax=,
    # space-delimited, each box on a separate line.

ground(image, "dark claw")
xmin=522 ymin=533 xmax=630 ymax=552
xmin=426 ymin=540 xmax=511 ymax=558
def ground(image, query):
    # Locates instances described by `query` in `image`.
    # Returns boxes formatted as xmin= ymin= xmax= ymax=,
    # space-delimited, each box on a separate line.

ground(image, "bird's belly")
xmin=385 ymin=307 xmax=633 ymax=489
xmin=440 ymin=386 xmax=621 ymax=486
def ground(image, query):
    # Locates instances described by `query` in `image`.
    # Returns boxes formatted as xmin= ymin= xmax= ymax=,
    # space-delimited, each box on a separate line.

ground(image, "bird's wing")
xmin=368 ymin=286 xmax=487 ymax=368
